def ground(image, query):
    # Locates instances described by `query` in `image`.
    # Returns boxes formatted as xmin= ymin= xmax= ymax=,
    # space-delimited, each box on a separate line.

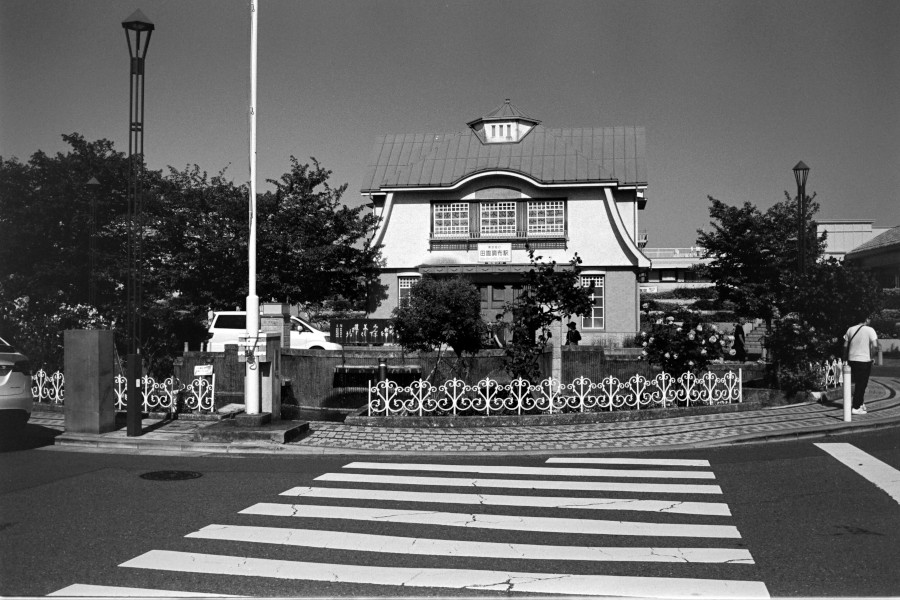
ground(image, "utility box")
xmin=238 ymin=331 xmax=282 ymax=419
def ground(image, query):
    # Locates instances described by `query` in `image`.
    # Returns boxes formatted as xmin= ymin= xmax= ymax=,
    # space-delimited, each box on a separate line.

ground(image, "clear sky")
xmin=2 ymin=0 xmax=898 ymax=247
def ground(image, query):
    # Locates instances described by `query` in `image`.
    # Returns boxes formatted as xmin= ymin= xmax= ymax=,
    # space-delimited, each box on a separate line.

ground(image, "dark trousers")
xmin=848 ymin=361 xmax=873 ymax=408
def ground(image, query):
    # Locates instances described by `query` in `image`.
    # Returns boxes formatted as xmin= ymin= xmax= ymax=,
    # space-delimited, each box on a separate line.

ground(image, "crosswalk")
xmin=50 ymin=456 xmax=770 ymax=598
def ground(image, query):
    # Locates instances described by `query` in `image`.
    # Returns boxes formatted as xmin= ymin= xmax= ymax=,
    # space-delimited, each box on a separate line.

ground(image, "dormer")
xmin=467 ymin=98 xmax=540 ymax=144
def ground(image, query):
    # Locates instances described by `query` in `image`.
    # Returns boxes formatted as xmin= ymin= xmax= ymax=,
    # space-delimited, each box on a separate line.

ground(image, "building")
xmin=361 ymin=99 xmax=649 ymax=347
xmin=844 ymin=225 xmax=900 ymax=289
xmin=817 ymin=219 xmax=892 ymax=261
xmin=639 ymin=246 xmax=711 ymax=293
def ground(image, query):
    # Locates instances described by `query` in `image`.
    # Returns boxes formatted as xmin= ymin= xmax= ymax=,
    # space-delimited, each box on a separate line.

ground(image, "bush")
xmin=639 ymin=308 xmax=729 ymax=374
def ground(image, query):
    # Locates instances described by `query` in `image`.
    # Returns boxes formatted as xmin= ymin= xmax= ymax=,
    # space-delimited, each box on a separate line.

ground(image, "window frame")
xmin=580 ymin=274 xmax=605 ymax=330
xmin=479 ymin=201 xmax=518 ymax=237
xmin=432 ymin=202 xmax=470 ymax=238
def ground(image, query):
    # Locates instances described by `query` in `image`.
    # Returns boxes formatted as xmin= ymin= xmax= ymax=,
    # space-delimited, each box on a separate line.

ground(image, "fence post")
xmin=842 ymin=363 xmax=852 ymax=422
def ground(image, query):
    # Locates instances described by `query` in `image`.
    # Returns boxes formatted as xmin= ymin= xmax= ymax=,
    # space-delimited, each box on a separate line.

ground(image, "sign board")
xmin=193 ymin=364 xmax=214 ymax=376
xmin=477 ymin=243 xmax=511 ymax=264
xmin=331 ymin=319 xmax=396 ymax=346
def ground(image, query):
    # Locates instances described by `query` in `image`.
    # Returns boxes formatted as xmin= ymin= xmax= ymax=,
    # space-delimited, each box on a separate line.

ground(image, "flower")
xmin=666 ymin=316 xmax=675 ymax=322
xmin=642 ymin=341 xmax=648 ymax=347
xmin=697 ymin=324 xmax=703 ymax=332
xmin=664 ymin=352 xmax=670 ymax=359
xmin=729 ymin=349 xmax=736 ymax=355
xmin=709 ymin=335 xmax=718 ymax=343
xmin=687 ymin=332 xmax=695 ymax=341
xmin=641 ymin=331 xmax=647 ymax=337
xmin=700 ymin=349 xmax=707 ymax=356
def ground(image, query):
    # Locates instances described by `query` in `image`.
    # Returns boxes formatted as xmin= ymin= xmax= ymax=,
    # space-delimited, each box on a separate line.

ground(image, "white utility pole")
xmin=244 ymin=0 xmax=260 ymax=414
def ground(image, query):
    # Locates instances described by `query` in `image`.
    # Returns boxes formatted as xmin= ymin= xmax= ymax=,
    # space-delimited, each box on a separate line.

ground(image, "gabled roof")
xmin=845 ymin=225 xmax=900 ymax=258
xmin=361 ymin=103 xmax=646 ymax=193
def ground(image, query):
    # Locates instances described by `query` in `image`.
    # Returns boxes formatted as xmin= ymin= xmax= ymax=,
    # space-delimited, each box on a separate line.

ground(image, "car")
xmin=0 ymin=336 xmax=34 ymax=430
xmin=206 ymin=311 xmax=342 ymax=351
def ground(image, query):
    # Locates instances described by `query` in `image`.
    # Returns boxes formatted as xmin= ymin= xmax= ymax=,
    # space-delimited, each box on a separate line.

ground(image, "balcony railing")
xmin=430 ymin=229 xmax=567 ymax=250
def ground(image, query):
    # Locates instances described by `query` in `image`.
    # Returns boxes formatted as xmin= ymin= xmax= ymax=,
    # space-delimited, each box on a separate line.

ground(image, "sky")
xmin=2 ymin=0 xmax=898 ymax=248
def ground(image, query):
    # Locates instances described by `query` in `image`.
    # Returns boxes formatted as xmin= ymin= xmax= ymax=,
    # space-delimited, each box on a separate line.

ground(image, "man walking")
xmin=844 ymin=316 xmax=879 ymax=415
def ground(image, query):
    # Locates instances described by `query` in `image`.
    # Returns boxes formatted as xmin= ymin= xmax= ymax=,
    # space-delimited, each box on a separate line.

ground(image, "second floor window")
xmin=480 ymin=201 xmax=517 ymax=237
xmin=527 ymin=200 xmax=565 ymax=235
xmin=433 ymin=203 xmax=469 ymax=237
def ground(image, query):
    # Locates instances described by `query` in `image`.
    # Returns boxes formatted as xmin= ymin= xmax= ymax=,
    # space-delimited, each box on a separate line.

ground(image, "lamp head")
xmin=792 ymin=161 xmax=810 ymax=188
xmin=122 ymin=9 xmax=154 ymax=32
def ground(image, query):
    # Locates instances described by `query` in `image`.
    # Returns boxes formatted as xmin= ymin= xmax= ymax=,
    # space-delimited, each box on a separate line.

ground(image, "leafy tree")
xmin=392 ymin=276 xmax=486 ymax=381
xmin=697 ymin=192 xmax=884 ymax=393
xmin=1 ymin=135 xmax=382 ymax=376
xmin=696 ymin=194 xmax=826 ymax=324
xmin=503 ymin=250 xmax=594 ymax=382
xmin=257 ymin=157 xmax=384 ymax=318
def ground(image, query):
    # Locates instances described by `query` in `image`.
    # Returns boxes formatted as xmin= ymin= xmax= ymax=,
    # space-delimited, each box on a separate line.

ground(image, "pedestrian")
xmin=732 ymin=318 xmax=746 ymax=362
xmin=565 ymin=321 xmax=581 ymax=346
xmin=843 ymin=316 xmax=879 ymax=415
xmin=492 ymin=314 xmax=506 ymax=348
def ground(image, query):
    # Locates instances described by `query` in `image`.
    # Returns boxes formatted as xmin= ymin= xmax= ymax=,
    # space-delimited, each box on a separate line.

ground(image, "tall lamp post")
xmin=793 ymin=161 xmax=810 ymax=277
xmin=123 ymin=10 xmax=154 ymax=436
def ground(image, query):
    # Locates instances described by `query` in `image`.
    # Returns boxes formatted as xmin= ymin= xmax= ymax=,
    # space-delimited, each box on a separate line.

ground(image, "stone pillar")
xmin=551 ymin=320 xmax=564 ymax=381
xmin=64 ymin=330 xmax=116 ymax=434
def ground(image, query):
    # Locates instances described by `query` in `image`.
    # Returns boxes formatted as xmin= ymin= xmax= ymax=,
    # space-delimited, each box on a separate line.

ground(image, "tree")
xmin=503 ymin=250 xmax=594 ymax=382
xmin=696 ymin=193 xmax=883 ymax=393
xmin=696 ymin=194 xmax=826 ymax=325
xmin=1 ymin=135 xmax=383 ymax=375
xmin=392 ymin=276 xmax=486 ymax=381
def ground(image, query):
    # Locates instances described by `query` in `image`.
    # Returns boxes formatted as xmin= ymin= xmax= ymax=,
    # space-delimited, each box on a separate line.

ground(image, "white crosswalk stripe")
xmin=280 ymin=485 xmax=732 ymax=514
xmin=343 ymin=461 xmax=718 ymax=478
xmin=315 ymin=472 xmax=724 ymax=494
xmin=51 ymin=456 xmax=769 ymax=598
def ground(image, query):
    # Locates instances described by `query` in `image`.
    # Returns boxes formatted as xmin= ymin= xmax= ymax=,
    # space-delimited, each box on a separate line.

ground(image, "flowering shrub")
xmin=639 ymin=309 xmax=729 ymax=374
xmin=765 ymin=316 xmax=834 ymax=395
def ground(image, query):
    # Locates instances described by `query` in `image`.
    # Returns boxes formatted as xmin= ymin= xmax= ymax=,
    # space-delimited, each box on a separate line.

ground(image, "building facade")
xmin=361 ymin=100 xmax=650 ymax=347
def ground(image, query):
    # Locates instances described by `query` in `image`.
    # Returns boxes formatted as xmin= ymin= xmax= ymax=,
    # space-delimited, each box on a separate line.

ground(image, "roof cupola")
xmin=467 ymin=99 xmax=540 ymax=144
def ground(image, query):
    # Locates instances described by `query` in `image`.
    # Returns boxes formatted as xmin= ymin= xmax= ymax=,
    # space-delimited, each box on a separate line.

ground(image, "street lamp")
xmin=793 ymin=161 xmax=810 ymax=277
xmin=123 ymin=9 xmax=154 ymax=437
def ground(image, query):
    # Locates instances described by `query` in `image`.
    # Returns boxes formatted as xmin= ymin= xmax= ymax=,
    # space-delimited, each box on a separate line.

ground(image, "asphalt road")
xmin=1 ymin=428 xmax=899 ymax=597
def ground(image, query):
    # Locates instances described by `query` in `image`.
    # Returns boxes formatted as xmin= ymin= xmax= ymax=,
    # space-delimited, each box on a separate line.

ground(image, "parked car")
xmin=0 ymin=336 xmax=33 ymax=429
xmin=206 ymin=311 xmax=342 ymax=351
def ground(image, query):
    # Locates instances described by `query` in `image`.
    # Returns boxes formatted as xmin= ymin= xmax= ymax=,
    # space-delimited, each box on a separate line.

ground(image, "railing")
xmin=32 ymin=369 xmax=65 ymax=404
xmin=368 ymin=370 xmax=742 ymax=417
xmin=31 ymin=370 xmax=216 ymax=414
xmin=641 ymin=247 xmax=707 ymax=259
xmin=815 ymin=358 xmax=845 ymax=390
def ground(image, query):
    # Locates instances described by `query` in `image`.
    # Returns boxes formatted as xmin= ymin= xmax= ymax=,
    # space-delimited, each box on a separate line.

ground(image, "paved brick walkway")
xmin=43 ymin=376 xmax=900 ymax=456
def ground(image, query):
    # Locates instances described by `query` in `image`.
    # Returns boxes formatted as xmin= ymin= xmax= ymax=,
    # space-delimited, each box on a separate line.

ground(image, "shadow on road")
xmin=0 ymin=423 xmax=62 ymax=453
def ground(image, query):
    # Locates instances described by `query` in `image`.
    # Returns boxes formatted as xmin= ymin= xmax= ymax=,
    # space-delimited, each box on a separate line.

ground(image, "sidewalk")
xmin=43 ymin=374 xmax=900 ymax=457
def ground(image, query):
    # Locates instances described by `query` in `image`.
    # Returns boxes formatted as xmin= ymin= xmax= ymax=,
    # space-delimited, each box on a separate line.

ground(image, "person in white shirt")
xmin=843 ymin=317 xmax=879 ymax=415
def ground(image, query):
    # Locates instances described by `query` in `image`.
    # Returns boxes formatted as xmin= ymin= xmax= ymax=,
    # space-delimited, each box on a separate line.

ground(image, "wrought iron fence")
xmin=368 ymin=370 xmax=743 ymax=417
xmin=32 ymin=370 xmax=216 ymax=413
xmin=814 ymin=358 xmax=844 ymax=390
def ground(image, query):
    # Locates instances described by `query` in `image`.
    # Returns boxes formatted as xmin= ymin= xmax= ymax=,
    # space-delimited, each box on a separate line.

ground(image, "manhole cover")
xmin=139 ymin=470 xmax=202 ymax=481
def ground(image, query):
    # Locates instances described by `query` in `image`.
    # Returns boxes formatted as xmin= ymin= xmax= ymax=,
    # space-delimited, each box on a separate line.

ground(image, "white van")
xmin=206 ymin=311 xmax=342 ymax=351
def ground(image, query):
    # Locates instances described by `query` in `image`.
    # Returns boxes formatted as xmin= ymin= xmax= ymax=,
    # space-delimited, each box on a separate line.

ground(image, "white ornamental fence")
xmin=368 ymin=370 xmax=744 ymax=417
xmin=31 ymin=369 xmax=216 ymax=413
xmin=815 ymin=358 xmax=845 ymax=390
